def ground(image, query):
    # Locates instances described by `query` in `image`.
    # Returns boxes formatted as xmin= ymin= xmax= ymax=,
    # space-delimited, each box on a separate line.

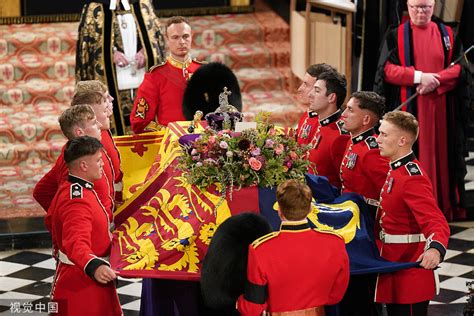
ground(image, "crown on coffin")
xmin=204 ymin=87 xmax=243 ymax=131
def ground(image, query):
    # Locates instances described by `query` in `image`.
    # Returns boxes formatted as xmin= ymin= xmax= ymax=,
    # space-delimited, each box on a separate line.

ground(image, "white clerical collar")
xmin=110 ymin=0 xmax=130 ymax=11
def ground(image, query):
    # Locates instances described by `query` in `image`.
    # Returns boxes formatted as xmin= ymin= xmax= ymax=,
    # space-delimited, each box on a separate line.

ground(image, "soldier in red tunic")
xmin=130 ymin=16 xmax=205 ymax=134
xmin=295 ymin=63 xmax=336 ymax=145
xmin=375 ymin=111 xmax=450 ymax=316
xmin=339 ymin=91 xmax=389 ymax=316
xmin=33 ymin=105 xmax=115 ymax=220
xmin=307 ymin=70 xmax=350 ymax=189
xmin=72 ymin=82 xmax=124 ymax=205
xmin=45 ymin=136 xmax=122 ymax=316
xmin=237 ymin=180 xmax=349 ymax=316
xmin=340 ymin=91 xmax=389 ymax=217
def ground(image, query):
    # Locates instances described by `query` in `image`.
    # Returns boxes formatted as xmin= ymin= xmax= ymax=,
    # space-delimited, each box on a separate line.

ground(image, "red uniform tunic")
xmin=375 ymin=152 xmax=450 ymax=304
xmin=45 ymin=175 xmax=121 ymax=316
xmin=340 ymin=128 xmax=389 ymax=210
xmin=296 ymin=111 xmax=319 ymax=145
xmin=308 ymin=110 xmax=350 ymax=189
xmin=33 ymin=147 xmax=114 ymax=219
xmin=384 ymin=21 xmax=460 ymax=217
xmin=100 ymin=130 xmax=123 ymax=203
xmin=237 ymin=220 xmax=349 ymax=315
xmin=130 ymin=56 xmax=202 ymax=134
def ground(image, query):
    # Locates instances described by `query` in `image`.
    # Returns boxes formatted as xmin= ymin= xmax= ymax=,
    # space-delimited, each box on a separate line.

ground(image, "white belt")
xmin=58 ymin=250 xmax=74 ymax=265
xmin=114 ymin=181 xmax=123 ymax=192
xmin=380 ymin=231 xmax=426 ymax=244
xmin=57 ymin=250 xmax=108 ymax=265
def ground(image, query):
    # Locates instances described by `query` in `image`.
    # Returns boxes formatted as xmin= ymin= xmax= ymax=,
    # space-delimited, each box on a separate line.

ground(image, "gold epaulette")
xmin=251 ymin=232 xmax=279 ymax=249
xmin=192 ymin=58 xmax=208 ymax=65
xmin=148 ymin=61 xmax=167 ymax=73
xmin=313 ymin=228 xmax=343 ymax=240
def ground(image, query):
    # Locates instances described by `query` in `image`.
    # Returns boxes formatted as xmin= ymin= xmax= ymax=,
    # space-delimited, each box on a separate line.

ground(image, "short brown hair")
xmin=351 ymin=91 xmax=386 ymax=119
xmin=71 ymin=90 xmax=104 ymax=107
xmin=59 ymin=104 xmax=96 ymax=140
xmin=306 ymin=63 xmax=336 ymax=80
xmin=382 ymin=111 xmax=419 ymax=139
xmin=165 ymin=16 xmax=190 ymax=33
xmin=64 ymin=136 xmax=103 ymax=166
xmin=317 ymin=71 xmax=347 ymax=108
xmin=75 ymin=80 xmax=107 ymax=94
xmin=276 ymin=180 xmax=312 ymax=221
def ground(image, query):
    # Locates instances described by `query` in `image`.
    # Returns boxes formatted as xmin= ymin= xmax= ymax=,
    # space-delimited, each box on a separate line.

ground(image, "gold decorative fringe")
xmin=155 ymin=5 xmax=254 ymax=17
xmin=0 ymin=14 xmax=81 ymax=25
xmin=0 ymin=5 xmax=254 ymax=25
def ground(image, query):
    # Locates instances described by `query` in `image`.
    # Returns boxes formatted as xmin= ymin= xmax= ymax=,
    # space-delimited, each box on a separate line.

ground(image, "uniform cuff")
xmin=429 ymin=241 xmax=447 ymax=262
xmin=243 ymin=280 xmax=267 ymax=305
xmin=414 ymin=71 xmax=422 ymax=84
xmin=85 ymin=257 xmax=110 ymax=280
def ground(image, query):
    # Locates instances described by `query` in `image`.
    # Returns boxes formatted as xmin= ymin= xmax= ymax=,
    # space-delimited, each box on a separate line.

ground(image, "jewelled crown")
xmin=204 ymin=87 xmax=243 ymax=131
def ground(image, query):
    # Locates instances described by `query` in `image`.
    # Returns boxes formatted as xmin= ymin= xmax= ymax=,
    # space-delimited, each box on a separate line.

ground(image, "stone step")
xmin=0 ymin=54 xmax=75 ymax=82
xmin=0 ymin=23 xmax=77 ymax=59
xmin=0 ymin=77 xmax=75 ymax=107
xmin=0 ymin=97 xmax=69 ymax=144
xmin=235 ymin=67 xmax=291 ymax=92
xmin=0 ymin=11 xmax=289 ymax=59
xmin=194 ymin=41 xmax=290 ymax=70
xmin=242 ymin=90 xmax=304 ymax=127
xmin=188 ymin=12 xmax=289 ymax=48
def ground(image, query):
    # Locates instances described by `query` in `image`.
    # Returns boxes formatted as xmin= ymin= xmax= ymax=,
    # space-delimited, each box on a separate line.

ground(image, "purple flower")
xmin=219 ymin=141 xmax=228 ymax=149
xmin=256 ymin=155 xmax=266 ymax=164
xmin=251 ymin=147 xmax=261 ymax=156
xmin=264 ymin=139 xmax=274 ymax=148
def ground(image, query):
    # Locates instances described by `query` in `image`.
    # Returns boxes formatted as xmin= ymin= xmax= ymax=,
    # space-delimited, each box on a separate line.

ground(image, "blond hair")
xmin=382 ymin=111 xmax=419 ymax=140
xmin=59 ymin=104 xmax=96 ymax=140
xmin=72 ymin=80 xmax=107 ymax=106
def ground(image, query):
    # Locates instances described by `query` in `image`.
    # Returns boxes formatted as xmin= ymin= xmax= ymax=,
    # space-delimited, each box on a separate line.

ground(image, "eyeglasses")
xmin=408 ymin=4 xmax=434 ymax=12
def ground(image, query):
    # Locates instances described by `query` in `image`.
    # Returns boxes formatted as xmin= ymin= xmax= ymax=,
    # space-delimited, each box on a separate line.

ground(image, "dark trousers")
xmin=386 ymin=301 xmax=429 ymax=316
xmin=139 ymin=278 xmax=201 ymax=316
xmin=340 ymin=274 xmax=381 ymax=316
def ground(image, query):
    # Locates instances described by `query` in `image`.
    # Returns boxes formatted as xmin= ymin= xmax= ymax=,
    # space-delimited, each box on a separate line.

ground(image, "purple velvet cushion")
xmin=179 ymin=134 xmax=201 ymax=147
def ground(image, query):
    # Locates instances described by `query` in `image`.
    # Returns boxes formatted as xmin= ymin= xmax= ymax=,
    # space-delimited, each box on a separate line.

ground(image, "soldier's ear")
xmin=79 ymin=159 xmax=88 ymax=172
xmin=328 ymin=92 xmax=337 ymax=104
xmin=362 ymin=114 xmax=371 ymax=126
xmin=75 ymin=126 xmax=85 ymax=137
xmin=398 ymin=135 xmax=408 ymax=147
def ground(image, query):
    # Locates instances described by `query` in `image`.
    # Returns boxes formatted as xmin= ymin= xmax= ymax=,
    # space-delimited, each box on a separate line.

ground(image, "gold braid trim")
xmin=0 ymin=5 xmax=255 ymax=25
xmin=0 ymin=14 xmax=80 ymax=25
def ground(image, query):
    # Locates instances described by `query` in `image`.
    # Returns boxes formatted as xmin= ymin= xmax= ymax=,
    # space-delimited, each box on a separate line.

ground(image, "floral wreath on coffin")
xmin=178 ymin=88 xmax=310 ymax=195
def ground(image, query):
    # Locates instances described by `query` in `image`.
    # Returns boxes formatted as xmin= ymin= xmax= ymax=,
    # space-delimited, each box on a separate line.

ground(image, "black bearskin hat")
xmin=200 ymin=212 xmax=272 ymax=313
xmin=182 ymin=62 xmax=242 ymax=121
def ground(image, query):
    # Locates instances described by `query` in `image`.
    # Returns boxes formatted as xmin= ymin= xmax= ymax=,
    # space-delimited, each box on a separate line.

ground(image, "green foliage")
xmin=178 ymin=114 xmax=311 ymax=192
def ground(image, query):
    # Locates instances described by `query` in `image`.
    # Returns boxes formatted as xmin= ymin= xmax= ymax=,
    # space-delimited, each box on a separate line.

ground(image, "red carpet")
xmin=0 ymin=4 xmax=304 ymax=219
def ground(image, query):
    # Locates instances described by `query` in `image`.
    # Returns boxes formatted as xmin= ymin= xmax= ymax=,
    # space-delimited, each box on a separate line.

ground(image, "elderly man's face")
xmin=407 ymin=0 xmax=435 ymax=26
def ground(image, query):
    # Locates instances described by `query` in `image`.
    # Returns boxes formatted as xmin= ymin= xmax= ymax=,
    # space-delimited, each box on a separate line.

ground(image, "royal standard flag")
xmin=110 ymin=123 xmax=417 ymax=279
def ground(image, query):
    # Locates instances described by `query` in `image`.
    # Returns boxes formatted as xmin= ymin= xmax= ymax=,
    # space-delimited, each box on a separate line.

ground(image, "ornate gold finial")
xmin=188 ymin=110 xmax=203 ymax=133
